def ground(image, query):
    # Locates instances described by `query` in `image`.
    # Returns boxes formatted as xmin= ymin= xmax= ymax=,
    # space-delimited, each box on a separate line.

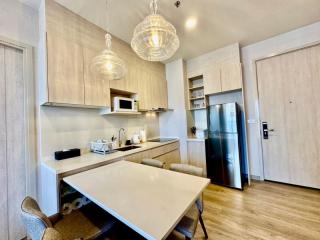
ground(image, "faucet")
xmin=118 ymin=128 xmax=125 ymax=147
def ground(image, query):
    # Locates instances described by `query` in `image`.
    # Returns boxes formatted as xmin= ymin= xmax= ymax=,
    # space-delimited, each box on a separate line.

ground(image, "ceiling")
xmin=23 ymin=0 xmax=320 ymax=61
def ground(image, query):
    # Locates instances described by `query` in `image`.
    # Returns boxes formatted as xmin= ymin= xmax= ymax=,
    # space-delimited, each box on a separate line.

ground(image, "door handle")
xmin=262 ymin=122 xmax=274 ymax=139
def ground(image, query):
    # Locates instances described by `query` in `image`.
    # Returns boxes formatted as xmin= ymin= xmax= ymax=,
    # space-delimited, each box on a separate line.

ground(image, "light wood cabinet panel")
xmin=187 ymin=140 xmax=207 ymax=176
xmin=83 ymin=47 xmax=110 ymax=107
xmin=152 ymin=71 xmax=168 ymax=109
xmin=204 ymin=66 xmax=221 ymax=95
xmin=221 ymin=62 xmax=242 ymax=92
xmin=44 ymin=1 xmax=168 ymax=108
xmin=124 ymin=152 xmax=148 ymax=163
xmin=47 ymin=33 xmax=84 ymax=104
xmin=0 ymin=45 xmax=8 ymax=240
xmin=149 ymin=142 xmax=180 ymax=158
xmin=138 ymin=70 xmax=151 ymax=110
xmin=153 ymin=150 xmax=181 ymax=169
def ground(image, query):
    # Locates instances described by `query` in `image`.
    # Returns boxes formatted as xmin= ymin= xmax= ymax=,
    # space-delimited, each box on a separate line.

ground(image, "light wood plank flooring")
xmin=105 ymin=181 xmax=320 ymax=240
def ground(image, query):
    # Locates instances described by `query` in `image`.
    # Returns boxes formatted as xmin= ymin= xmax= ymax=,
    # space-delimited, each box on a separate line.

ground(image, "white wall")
xmin=241 ymin=21 xmax=320 ymax=178
xmin=0 ymin=0 xmax=38 ymax=46
xmin=39 ymin=107 xmax=159 ymax=159
xmin=159 ymin=59 xmax=189 ymax=162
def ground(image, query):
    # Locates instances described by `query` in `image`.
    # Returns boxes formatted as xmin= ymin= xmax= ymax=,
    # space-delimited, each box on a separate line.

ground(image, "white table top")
xmin=63 ymin=161 xmax=210 ymax=240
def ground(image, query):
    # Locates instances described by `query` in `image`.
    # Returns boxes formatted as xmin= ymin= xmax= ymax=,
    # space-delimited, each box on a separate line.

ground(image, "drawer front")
xmin=149 ymin=142 xmax=180 ymax=158
xmin=123 ymin=151 xmax=149 ymax=163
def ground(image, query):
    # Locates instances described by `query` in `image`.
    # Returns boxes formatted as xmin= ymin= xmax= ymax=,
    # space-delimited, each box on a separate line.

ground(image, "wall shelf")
xmin=190 ymin=96 xmax=205 ymax=101
xmin=188 ymin=75 xmax=206 ymax=110
xmin=100 ymin=110 xmax=142 ymax=116
xmin=189 ymin=85 xmax=204 ymax=90
xmin=190 ymin=107 xmax=206 ymax=111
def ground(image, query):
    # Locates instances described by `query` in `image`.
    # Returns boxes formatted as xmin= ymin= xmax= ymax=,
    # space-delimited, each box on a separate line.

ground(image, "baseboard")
xmin=250 ymin=175 xmax=262 ymax=181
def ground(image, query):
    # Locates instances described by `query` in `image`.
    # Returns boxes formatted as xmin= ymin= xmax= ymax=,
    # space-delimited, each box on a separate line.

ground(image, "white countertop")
xmin=64 ymin=161 xmax=210 ymax=240
xmin=187 ymin=138 xmax=207 ymax=142
xmin=42 ymin=139 xmax=179 ymax=175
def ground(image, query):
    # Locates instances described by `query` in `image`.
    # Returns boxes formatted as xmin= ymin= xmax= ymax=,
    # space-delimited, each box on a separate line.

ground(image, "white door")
xmin=256 ymin=44 xmax=320 ymax=189
xmin=0 ymin=44 xmax=27 ymax=239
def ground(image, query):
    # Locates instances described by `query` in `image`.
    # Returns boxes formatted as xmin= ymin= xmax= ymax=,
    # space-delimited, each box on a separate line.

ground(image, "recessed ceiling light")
xmin=185 ymin=18 xmax=197 ymax=29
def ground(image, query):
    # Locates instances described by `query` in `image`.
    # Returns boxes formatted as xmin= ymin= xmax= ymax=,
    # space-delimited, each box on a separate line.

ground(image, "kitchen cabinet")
xmin=47 ymin=33 xmax=84 ymax=105
xmin=221 ymin=62 xmax=242 ymax=92
xmin=123 ymin=142 xmax=180 ymax=165
xmin=187 ymin=140 xmax=207 ymax=176
xmin=83 ymin=47 xmax=111 ymax=107
xmin=124 ymin=151 xmax=149 ymax=163
xmin=42 ymin=0 xmax=167 ymax=109
xmin=153 ymin=150 xmax=181 ymax=169
xmin=153 ymin=71 xmax=168 ymax=109
xmin=203 ymin=62 xmax=242 ymax=95
xmin=204 ymin=66 xmax=221 ymax=95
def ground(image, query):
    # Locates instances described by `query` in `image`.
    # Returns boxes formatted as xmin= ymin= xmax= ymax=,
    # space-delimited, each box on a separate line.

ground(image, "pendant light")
xmin=131 ymin=0 xmax=180 ymax=62
xmin=91 ymin=0 xmax=126 ymax=80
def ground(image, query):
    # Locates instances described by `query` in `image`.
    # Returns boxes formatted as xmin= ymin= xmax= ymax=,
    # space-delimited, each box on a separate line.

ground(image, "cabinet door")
xmin=83 ymin=47 xmax=110 ymax=107
xmin=158 ymin=79 xmax=168 ymax=109
xmin=109 ymin=55 xmax=138 ymax=94
xmin=154 ymin=150 xmax=181 ymax=169
xmin=204 ymin=66 xmax=221 ymax=95
xmin=124 ymin=151 xmax=149 ymax=163
xmin=187 ymin=141 xmax=207 ymax=176
xmin=47 ymin=33 xmax=84 ymax=104
xmin=221 ymin=62 xmax=242 ymax=92
xmin=138 ymin=70 xmax=152 ymax=110
xmin=139 ymin=69 xmax=168 ymax=110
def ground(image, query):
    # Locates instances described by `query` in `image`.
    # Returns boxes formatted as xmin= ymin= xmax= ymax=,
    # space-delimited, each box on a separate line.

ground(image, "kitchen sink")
xmin=117 ymin=146 xmax=141 ymax=151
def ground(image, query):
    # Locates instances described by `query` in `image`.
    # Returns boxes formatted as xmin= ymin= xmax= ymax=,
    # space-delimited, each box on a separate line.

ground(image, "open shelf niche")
xmin=187 ymin=75 xmax=206 ymax=111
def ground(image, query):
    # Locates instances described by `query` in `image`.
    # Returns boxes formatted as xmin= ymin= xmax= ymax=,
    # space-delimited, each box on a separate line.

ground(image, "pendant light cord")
xmin=150 ymin=0 xmax=158 ymax=14
xmin=105 ymin=0 xmax=112 ymax=49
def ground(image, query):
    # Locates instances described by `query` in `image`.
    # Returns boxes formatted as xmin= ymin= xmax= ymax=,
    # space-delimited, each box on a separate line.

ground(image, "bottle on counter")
xmin=140 ymin=129 xmax=147 ymax=143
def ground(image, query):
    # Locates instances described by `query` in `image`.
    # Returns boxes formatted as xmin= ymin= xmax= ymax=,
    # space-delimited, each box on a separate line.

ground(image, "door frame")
xmin=253 ymin=40 xmax=320 ymax=181
xmin=0 ymin=36 xmax=36 ymax=198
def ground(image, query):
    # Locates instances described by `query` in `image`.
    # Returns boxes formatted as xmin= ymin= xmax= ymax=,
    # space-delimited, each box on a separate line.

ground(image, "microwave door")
xmin=119 ymin=99 xmax=132 ymax=111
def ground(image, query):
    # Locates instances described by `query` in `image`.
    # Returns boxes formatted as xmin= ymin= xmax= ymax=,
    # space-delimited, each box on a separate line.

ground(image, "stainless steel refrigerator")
xmin=206 ymin=103 xmax=243 ymax=189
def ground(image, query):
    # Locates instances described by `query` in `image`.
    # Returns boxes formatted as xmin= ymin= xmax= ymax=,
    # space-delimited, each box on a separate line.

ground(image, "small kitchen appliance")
xmin=113 ymin=96 xmax=137 ymax=112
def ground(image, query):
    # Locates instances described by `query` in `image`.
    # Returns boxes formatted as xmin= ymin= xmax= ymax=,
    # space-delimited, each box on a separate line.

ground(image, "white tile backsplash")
xmin=38 ymin=106 xmax=159 ymax=159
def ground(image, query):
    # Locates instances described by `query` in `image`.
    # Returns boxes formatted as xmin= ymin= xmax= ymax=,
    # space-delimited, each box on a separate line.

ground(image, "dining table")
xmin=63 ymin=160 xmax=210 ymax=240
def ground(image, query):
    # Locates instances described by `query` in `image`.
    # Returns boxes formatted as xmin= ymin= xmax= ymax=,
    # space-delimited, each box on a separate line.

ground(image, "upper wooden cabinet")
xmin=83 ymin=47 xmax=110 ymax=107
xmin=41 ymin=0 xmax=168 ymax=110
xmin=47 ymin=33 xmax=84 ymax=105
xmin=221 ymin=62 xmax=242 ymax=92
xmin=203 ymin=62 xmax=242 ymax=95
xmin=204 ymin=66 xmax=221 ymax=95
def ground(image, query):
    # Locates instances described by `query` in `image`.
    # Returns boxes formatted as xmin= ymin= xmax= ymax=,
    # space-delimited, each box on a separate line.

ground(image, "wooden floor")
xmin=105 ymin=181 xmax=320 ymax=240
xmin=191 ymin=181 xmax=320 ymax=240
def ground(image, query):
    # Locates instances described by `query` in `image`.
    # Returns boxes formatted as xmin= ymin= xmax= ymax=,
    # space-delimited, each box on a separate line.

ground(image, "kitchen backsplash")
xmin=38 ymin=106 xmax=159 ymax=159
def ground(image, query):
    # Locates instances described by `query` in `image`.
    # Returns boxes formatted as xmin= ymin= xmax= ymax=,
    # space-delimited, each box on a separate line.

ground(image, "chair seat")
xmin=170 ymin=164 xmax=203 ymax=177
xmin=174 ymin=203 xmax=200 ymax=238
xmin=141 ymin=158 xmax=165 ymax=168
xmin=54 ymin=203 xmax=116 ymax=240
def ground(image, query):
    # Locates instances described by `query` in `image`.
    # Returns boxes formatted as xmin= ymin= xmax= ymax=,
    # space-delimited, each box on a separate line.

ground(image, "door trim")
xmin=0 ymin=36 xmax=36 ymax=199
xmin=253 ymin=41 xmax=320 ymax=180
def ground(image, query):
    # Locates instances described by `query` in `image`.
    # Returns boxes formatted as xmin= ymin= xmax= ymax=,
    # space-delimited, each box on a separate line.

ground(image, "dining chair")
xmin=21 ymin=196 xmax=117 ymax=240
xmin=141 ymin=158 xmax=165 ymax=168
xmin=169 ymin=163 xmax=208 ymax=240
xmin=41 ymin=228 xmax=63 ymax=240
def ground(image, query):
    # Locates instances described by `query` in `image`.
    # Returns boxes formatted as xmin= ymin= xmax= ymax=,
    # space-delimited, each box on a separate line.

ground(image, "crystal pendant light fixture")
xmin=91 ymin=0 xmax=126 ymax=80
xmin=131 ymin=0 xmax=180 ymax=62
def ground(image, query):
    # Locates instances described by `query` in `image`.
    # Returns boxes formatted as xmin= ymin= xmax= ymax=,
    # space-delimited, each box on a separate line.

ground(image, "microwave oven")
xmin=113 ymin=97 xmax=137 ymax=112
